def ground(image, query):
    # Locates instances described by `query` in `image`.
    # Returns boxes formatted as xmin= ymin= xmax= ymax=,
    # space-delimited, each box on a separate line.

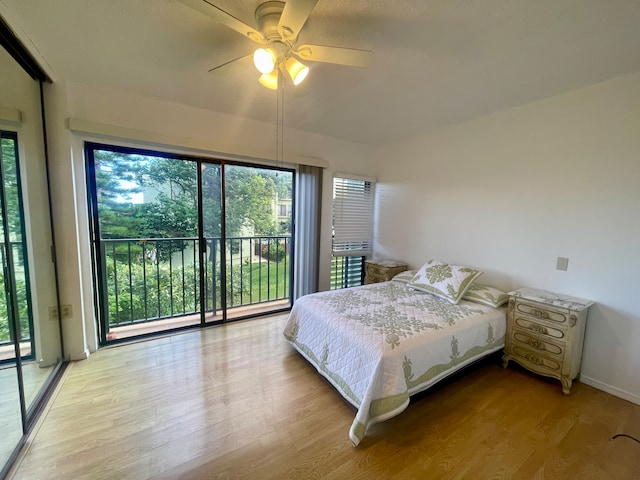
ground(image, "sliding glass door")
xmin=224 ymin=165 xmax=293 ymax=320
xmin=0 ymin=24 xmax=65 ymax=476
xmin=0 ymin=130 xmax=28 ymax=473
xmin=87 ymin=146 xmax=204 ymax=342
xmin=0 ymin=132 xmax=34 ymax=363
xmin=86 ymin=144 xmax=294 ymax=344
xmin=0 ymin=125 xmax=61 ymax=475
xmin=201 ymin=161 xmax=223 ymax=323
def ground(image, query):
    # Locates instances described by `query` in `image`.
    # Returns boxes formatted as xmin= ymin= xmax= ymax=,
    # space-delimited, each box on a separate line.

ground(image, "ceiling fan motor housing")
xmin=256 ymin=2 xmax=288 ymax=42
xmin=255 ymin=1 xmax=293 ymax=67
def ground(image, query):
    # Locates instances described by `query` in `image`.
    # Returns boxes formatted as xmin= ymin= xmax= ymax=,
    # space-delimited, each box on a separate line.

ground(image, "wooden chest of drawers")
xmin=502 ymin=287 xmax=593 ymax=394
xmin=364 ymin=260 xmax=407 ymax=284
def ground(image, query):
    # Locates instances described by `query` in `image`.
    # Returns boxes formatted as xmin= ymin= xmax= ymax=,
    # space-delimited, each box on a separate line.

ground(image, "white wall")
xmin=45 ymin=81 xmax=374 ymax=357
xmin=372 ymin=72 xmax=640 ymax=403
xmin=44 ymin=67 xmax=640 ymax=405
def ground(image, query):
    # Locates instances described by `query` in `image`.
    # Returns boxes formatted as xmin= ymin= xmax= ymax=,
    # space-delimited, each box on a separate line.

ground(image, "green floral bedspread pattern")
xmin=283 ymin=282 xmax=506 ymax=446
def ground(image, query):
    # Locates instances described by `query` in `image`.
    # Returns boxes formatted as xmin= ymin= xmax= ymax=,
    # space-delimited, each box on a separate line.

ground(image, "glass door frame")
xmin=0 ymin=130 xmax=36 ymax=365
xmin=85 ymin=142 xmax=295 ymax=345
xmin=0 ymin=128 xmax=28 ymax=468
xmin=0 ymin=18 xmax=66 ymax=476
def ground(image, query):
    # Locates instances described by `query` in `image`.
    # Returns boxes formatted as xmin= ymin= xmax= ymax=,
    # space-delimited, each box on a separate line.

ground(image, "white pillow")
xmin=407 ymin=260 xmax=483 ymax=304
xmin=391 ymin=269 xmax=417 ymax=283
xmin=462 ymin=284 xmax=509 ymax=308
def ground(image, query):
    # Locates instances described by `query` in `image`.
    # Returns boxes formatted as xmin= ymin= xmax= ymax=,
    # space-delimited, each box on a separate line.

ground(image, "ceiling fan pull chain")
xmin=281 ymin=77 xmax=285 ymax=170
xmin=275 ymin=71 xmax=285 ymax=173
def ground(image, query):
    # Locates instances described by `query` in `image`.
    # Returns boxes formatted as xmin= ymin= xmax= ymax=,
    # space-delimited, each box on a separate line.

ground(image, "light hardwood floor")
xmin=9 ymin=314 xmax=640 ymax=479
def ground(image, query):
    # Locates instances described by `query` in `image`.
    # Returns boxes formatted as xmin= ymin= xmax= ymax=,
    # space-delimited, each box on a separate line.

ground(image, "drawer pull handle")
xmin=528 ymin=324 xmax=549 ymax=335
xmin=527 ymin=338 xmax=545 ymax=350
xmin=524 ymin=353 xmax=543 ymax=365
xmin=531 ymin=308 xmax=550 ymax=320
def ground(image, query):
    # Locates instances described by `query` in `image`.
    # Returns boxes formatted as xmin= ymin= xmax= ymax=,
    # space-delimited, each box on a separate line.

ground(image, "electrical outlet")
xmin=556 ymin=257 xmax=569 ymax=271
xmin=49 ymin=306 xmax=59 ymax=321
xmin=61 ymin=304 xmax=73 ymax=319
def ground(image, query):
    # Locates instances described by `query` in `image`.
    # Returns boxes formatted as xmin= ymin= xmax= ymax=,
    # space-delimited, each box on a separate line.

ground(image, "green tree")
xmin=95 ymin=150 xmax=291 ymax=242
xmin=225 ymin=166 xmax=277 ymax=237
xmin=272 ymin=171 xmax=292 ymax=200
xmin=0 ymin=135 xmax=32 ymax=345
xmin=201 ymin=163 xmax=222 ymax=238
xmin=94 ymin=150 xmax=149 ymax=239
xmin=144 ymin=157 xmax=198 ymax=238
xmin=1 ymin=136 xmax=24 ymax=240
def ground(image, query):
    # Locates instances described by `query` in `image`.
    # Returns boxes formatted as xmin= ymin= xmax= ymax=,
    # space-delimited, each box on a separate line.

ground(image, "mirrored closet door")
xmin=0 ymin=19 xmax=64 ymax=477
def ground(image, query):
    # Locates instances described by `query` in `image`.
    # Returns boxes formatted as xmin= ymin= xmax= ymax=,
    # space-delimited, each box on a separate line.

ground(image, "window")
xmin=331 ymin=175 xmax=374 ymax=289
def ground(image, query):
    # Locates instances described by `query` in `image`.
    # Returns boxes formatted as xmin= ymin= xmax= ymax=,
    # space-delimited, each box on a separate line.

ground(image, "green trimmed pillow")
xmin=391 ymin=270 xmax=417 ymax=283
xmin=462 ymin=284 xmax=509 ymax=308
xmin=407 ymin=260 xmax=483 ymax=304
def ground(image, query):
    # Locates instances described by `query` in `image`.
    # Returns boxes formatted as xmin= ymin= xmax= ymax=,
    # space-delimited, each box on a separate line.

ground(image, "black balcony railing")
xmin=0 ymin=240 xmax=33 ymax=351
xmin=101 ymin=235 xmax=291 ymax=328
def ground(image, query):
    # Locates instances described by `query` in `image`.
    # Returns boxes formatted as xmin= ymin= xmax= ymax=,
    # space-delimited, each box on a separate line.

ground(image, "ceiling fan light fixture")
xmin=258 ymin=70 xmax=279 ymax=90
xmin=253 ymin=48 xmax=276 ymax=74
xmin=285 ymin=57 xmax=309 ymax=85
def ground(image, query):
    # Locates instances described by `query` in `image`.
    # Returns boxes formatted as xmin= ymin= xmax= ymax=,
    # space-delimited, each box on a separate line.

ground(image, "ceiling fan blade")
xmin=208 ymin=53 xmax=253 ymax=75
xmin=278 ymin=0 xmax=319 ymax=41
xmin=295 ymin=44 xmax=373 ymax=67
xmin=180 ymin=0 xmax=264 ymax=44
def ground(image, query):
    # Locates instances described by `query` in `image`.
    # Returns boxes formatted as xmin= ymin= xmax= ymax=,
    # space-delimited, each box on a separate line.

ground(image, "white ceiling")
xmin=1 ymin=0 xmax=640 ymax=146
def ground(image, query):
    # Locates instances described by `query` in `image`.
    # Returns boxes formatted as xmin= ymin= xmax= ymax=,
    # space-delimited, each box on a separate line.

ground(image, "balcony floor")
xmin=106 ymin=299 xmax=290 ymax=341
xmin=0 ymin=341 xmax=31 ymax=363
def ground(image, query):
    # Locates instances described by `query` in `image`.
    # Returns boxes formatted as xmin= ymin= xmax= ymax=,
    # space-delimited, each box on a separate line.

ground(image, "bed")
xmin=283 ymin=276 xmax=507 ymax=446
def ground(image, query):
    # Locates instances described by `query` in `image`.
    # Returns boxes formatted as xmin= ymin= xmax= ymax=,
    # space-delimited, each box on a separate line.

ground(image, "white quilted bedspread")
xmin=283 ymin=281 xmax=506 ymax=446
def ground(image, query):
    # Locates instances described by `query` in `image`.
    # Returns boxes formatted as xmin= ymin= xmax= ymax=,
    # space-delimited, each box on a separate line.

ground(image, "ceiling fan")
xmin=180 ymin=0 xmax=373 ymax=89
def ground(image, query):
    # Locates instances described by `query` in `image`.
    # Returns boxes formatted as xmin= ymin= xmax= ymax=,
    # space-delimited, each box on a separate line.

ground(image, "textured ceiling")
xmin=1 ymin=0 xmax=639 ymax=146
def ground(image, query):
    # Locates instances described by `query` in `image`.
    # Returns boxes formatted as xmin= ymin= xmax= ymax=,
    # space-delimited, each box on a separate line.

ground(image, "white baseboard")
xmin=580 ymin=374 xmax=640 ymax=405
xmin=68 ymin=348 xmax=90 ymax=361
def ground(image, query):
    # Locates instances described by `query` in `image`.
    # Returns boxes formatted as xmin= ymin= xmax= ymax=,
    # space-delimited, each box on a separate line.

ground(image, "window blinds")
xmin=332 ymin=175 xmax=374 ymax=256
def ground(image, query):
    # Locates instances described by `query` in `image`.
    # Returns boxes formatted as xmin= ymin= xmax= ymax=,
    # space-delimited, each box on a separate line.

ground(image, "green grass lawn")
xmin=240 ymin=256 xmax=290 ymax=304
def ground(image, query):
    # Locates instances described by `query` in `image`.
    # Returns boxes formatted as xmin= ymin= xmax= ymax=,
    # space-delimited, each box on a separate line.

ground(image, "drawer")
xmin=515 ymin=300 xmax=568 ymax=325
xmin=365 ymin=263 xmax=384 ymax=276
xmin=366 ymin=264 xmax=405 ymax=277
xmin=365 ymin=273 xmax=387 ymax=284
xmin=513 ymin=316 xmax=567 ymax=341
xmin=511 ymin=345 xmax=562 ymax=372
xmin=511 ymin=328 xmax=565 ymax=360
xmin=365 ymin=263 xmax=407 ymax=282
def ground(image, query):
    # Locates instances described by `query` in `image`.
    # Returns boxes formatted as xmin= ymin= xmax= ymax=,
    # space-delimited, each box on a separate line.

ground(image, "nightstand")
xmin=364 ymin=260 xmax=407 ymax=284
xmin=502 ymin=287 xmax=593 ymax=394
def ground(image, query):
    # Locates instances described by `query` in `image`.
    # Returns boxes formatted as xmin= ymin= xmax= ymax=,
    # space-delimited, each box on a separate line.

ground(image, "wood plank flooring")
xmin=9 ymin=314 xmax=640 ymax=479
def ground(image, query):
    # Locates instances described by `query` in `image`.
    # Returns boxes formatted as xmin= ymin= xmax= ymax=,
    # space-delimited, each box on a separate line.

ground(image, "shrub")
xmin=262 ymin=241 xmax=286 ymax=262
xmin=106 ymin=256 xmax=249 ymax=326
